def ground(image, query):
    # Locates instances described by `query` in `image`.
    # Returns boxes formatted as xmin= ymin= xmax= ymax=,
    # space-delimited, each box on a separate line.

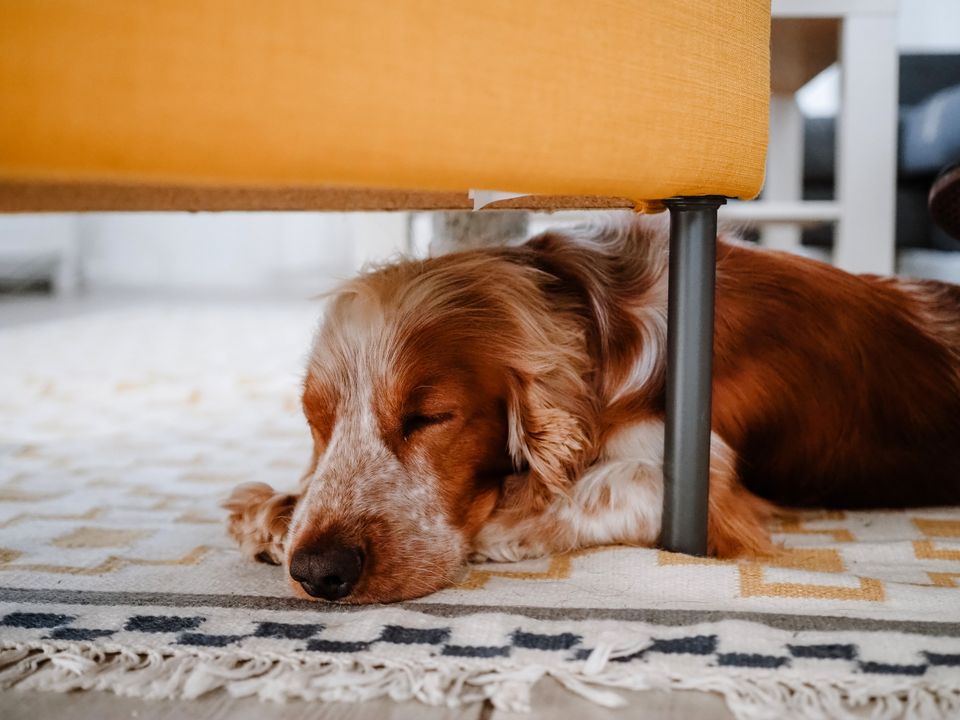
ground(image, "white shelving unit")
xmin=733 ymin=0 xmax=900 ymax=275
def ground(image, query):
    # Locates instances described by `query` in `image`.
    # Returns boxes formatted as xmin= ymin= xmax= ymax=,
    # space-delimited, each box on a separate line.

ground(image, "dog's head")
xmin=285 ymin=246 xmax=600 ymax=603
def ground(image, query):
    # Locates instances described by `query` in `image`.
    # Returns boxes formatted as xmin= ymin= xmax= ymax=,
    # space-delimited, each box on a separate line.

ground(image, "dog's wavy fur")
xmin=225 ymin=216 xmax=960 ymax=603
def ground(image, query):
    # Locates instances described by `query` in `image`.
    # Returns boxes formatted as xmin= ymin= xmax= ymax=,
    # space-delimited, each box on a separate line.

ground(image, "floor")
xmin=0 ymin=681 xmax=733 ymax=720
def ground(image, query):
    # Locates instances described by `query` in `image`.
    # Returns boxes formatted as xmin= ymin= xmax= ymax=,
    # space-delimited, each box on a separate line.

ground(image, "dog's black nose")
xmin=289 ymin=543 xmax=364 ymax=601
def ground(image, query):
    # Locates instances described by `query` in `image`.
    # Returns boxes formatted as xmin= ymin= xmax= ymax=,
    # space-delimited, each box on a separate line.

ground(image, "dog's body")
xmin=226 ymin=218 xmax=960 ymax=603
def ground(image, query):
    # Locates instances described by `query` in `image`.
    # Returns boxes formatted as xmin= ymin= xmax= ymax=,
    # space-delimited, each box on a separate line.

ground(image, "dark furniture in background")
xmin=803 ymin=54 xmax=960 ymax=252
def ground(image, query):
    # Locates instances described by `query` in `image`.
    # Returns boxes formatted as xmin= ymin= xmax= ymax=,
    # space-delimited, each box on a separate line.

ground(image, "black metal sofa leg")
xmin=661 ymin=196 xmax=725 ymax=556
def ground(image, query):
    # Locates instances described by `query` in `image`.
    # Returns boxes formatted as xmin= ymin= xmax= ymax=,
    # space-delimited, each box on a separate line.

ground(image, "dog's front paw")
xmin=469 ymin=538 xmax=547 ymax=564
xmin=223 ymin=482 xmax=297 ymax=565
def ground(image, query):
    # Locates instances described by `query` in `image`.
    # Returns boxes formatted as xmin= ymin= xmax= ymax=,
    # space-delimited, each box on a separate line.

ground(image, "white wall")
xmin=0 ymin=212 xmax=409 ymax=296
xmin=898 ymin=0 xmax=960 ymax=53
xmin=79 ymin=212 xmax=408 ymax=294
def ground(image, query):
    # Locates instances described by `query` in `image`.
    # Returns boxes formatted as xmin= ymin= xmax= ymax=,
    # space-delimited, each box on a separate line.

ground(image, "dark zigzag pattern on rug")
xmin=4 ymin=587 xmax=960 ymax=637
xmin=3 ymin=611 xmax=960 ymax=675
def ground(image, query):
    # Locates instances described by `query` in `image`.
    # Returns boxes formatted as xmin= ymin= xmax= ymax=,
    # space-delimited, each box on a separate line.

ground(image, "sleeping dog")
xmin=225 ymin=217 xmax=960 ymax=603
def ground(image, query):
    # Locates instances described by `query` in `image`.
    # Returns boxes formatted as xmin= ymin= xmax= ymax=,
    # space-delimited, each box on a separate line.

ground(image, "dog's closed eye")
xmin=402 ymin=412 xmax=453 ymax=438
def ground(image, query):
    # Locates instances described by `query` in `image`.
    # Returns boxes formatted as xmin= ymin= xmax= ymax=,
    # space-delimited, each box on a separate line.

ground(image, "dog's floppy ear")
xmin=494 ymin=236 xmax=606 ymax=507
xmin=505 ymin=367 xmax=596 ymax=504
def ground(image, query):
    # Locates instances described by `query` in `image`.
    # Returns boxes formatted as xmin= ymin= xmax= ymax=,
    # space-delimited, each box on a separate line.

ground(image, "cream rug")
xmin=1 ymin=301 xmax=959 ymax=719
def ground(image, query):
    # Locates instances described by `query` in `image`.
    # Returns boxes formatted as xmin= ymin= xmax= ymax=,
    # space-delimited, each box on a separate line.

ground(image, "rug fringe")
xmin=2 ymin=641 xmax=959 ymax=719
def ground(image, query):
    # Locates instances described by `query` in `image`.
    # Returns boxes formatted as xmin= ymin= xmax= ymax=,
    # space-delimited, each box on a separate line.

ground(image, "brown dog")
xmin=226 ymin=218 xmax=960 ymax=603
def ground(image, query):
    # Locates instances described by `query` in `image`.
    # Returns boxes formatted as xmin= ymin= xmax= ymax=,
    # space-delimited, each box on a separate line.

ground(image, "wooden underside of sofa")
xmin=0 ymin=181 xmax=636 ymax=214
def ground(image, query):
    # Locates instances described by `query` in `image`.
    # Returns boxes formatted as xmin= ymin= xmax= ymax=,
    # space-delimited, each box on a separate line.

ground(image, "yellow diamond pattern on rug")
xmin=51 ymin=527 xmax=150 ymax=549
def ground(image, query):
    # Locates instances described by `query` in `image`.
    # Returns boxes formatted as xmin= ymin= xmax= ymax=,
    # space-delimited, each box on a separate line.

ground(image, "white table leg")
xmin=834 ymin=12 xmax=898 ymax=275
xmin=761 ymin=93 xmax=806 ymax=253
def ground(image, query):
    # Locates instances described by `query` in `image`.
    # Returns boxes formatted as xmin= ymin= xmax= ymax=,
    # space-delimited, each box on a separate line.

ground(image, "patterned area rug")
xmin=1 ymin=302 xmax=959 ymax=719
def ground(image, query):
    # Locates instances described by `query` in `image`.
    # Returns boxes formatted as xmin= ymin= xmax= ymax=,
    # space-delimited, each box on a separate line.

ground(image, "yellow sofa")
xmin=0 ymin=0 xmax=771 ymax=554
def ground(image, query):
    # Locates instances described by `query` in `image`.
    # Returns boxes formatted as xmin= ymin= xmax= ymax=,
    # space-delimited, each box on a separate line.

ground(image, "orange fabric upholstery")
xmin=0 ymin=1 xmax=769 ymax=206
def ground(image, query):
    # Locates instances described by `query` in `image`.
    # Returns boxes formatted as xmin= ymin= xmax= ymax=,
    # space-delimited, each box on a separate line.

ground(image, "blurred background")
xmin=1 ymin=0 xmax=958 ymax=315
